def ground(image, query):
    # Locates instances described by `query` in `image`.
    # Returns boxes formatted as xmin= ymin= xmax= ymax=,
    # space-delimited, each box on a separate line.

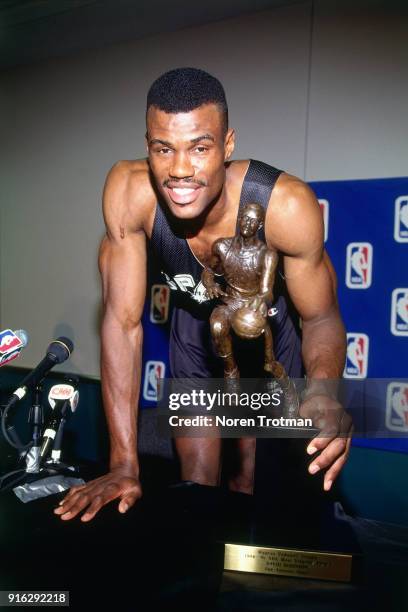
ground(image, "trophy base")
xmin=220 ymin=438 xmax=361 ymax=583
xmin=223 ymin=541 xmax=353 ymax=582
xmin=221 ymin=498 xmax=361 ymax=583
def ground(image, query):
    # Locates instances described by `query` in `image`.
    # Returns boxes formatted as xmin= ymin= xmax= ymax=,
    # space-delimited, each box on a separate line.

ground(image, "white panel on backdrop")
xmin=306 ymin=0 xmax=408 ymax=181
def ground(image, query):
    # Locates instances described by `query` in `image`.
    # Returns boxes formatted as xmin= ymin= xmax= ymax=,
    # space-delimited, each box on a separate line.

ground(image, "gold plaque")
xmin=224 ymin=543 xmax=353 ymax=582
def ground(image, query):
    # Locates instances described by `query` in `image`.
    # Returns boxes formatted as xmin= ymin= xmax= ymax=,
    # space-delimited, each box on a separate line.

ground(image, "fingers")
xmin=61 ymin=483 xmax=87 ymax=500
xmin=300 ymin=395 xmax=348 ymax=454
xmin=307 ymin=409 xmax=353 ymax=455
xmin=54 ymin=476 xmax=142 ymax=522
xmin=322 ymin=433 xmax=352 ymax=491
xmin=54 ymin=481 xmax=120 ymax=521
xmin=308 ymin=436 xmax=348 ymax=476
xmin=307 ymin=419 xmax=353 ymax=491
xmin=301 ymin=394 xmax=353 ymax=488
xmin=306 ymin=413 xmax=341 ymax=455
xmin=118 ymin=491 xmax=141 ymax=514
xmin=81 ymin=495 xmax=104 ymax=522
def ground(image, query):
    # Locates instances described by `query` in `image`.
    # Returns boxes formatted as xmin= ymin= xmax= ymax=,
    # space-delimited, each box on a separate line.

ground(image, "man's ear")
xmin=145 ymin=132 xmax=149 ymax=155
xmin=224 ymin=128 xmax=235 ymax=161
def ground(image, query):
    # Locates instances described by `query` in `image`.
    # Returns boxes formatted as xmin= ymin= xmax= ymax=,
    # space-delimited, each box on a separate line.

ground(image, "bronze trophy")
xmin=202 ymin=202 xmax=299 ymax=417
xmin=201 ymin=203 xmax=358 ymax=584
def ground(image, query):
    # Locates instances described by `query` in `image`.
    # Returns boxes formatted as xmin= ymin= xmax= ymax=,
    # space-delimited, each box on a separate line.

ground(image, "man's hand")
xmin=53 ymin=465 xmax=142 ymax=522
xmin=299 ymin=394 xmax=353 ymax=492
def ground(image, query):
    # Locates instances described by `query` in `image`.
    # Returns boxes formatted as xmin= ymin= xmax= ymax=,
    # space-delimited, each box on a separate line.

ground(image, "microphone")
xmin=6 ymin=337 xmax=74 ymax=406
xmin=40 ymin=377 xmax=79 ymax=462
xmin=0 ymin=329 xmax=29 ymax=367
xmin=1 ymin=337 xmax=74 ymax=452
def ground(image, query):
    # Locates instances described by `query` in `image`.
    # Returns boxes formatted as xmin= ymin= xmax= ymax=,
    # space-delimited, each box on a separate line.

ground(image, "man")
xmin=54 ymin=68 xmax=352 ymax=523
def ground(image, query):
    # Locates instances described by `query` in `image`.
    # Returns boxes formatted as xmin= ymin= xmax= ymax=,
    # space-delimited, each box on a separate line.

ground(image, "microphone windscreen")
xmin=14 ymin=329 xmax=29 ymax=348
xmin=47 ymin=337 xmax=74 ymax=363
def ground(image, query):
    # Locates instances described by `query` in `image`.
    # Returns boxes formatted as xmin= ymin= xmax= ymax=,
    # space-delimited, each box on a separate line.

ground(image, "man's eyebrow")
xmin=148 ymin=134 xmax=215 ymax=147
xmin=190 ymin=134 xmax=215 ymax=144
xmin=149 ymin=138 xmax=173 ymax=147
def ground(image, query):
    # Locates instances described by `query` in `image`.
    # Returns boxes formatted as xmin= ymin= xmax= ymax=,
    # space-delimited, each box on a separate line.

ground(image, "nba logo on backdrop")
xmin=386 ymin=383 xmax=408 ymax=432
xmin=391 ymin=288 xmax=408 ymax=336
xmin=346 ymin=243 xmax=373 ymax=289
xmin=344 ymin=333 xmax=369 ymax=378
xmin=394 ymin=196 xmax=408 ymax=242
xmin=150 ymin=284 xmax=170 ymax=323
xmin=143 ymin=360 xmax=166 ymax=401
xmin=318 ymin=199 xmax=329 ymax=242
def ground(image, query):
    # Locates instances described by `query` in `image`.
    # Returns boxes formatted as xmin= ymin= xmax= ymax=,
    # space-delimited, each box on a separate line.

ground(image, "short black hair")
xmin=146 ymin=67 xmax=228 ymax=134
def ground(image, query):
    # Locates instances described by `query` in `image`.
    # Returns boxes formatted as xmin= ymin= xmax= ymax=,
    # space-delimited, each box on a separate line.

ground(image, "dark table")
xmin=1 ymin=456 xmax=407 ymax=612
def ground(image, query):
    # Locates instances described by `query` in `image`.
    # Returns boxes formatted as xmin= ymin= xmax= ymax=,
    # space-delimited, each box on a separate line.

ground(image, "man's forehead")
xmin=146 ymin=104 xmax=223 ymax=138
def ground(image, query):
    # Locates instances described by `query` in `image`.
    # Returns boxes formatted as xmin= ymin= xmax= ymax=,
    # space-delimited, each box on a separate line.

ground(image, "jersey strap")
xmin=236 ymin=159 xmax=283 ymax=242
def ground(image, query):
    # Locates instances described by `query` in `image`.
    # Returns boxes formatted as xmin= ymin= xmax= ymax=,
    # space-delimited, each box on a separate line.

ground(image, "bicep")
xmin=265 ymin=177 xmax=338 ymax=322
xmin=284 ymin=249 xmax=338 ymax=322
xmin=99 ymin=231 xmax=146 ymax=328
xmin=99 ymin=162 xmax=147 ymax=327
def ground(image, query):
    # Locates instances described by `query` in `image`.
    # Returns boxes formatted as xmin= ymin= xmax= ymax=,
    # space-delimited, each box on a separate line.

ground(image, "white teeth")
xmin=172 ymin=188 xmax=195 ymax=195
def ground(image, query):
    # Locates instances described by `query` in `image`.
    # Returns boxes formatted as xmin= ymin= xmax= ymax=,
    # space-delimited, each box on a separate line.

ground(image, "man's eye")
xmin=194 ymin=146 xmax=208 ymax=153
xmin=157 ymin=147 xmax=171 ymax=154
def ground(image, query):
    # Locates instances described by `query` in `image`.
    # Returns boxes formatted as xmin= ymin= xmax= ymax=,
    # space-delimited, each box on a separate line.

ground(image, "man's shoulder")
xmin=103 ymin=159 xmax=157 ymax=234
xmin=273 ymin=171 xmax=313 ymax=199
xmin=265 ymin=171 xmax=323 ymax=254
xmin=107 ymin=159 xmax=156 ymax=202
xmin=268 ymin=170 xmax=320 ymax=219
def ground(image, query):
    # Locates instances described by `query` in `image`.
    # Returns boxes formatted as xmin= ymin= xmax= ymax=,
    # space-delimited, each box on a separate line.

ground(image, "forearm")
xmin=301 ymin=305 xmax=346 ymax=396
xmin=100 ymin=315 xmax=143 ymax=475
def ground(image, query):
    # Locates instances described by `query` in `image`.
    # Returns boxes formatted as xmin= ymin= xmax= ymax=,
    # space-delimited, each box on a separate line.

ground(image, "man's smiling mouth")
xmin=165 ymin=183 xmax=204 ymax=205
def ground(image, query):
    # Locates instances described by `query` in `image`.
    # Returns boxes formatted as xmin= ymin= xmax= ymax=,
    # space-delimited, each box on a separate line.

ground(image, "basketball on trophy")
xmin=231 ymin=305 xmax=266 ymax=340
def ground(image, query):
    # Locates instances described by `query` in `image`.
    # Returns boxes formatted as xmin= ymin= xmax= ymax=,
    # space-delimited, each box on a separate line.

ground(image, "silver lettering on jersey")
xmin=161 ymin=272 xmax=210 ymax=304
xmin=161 ymin=272 xmax=281 ymax=312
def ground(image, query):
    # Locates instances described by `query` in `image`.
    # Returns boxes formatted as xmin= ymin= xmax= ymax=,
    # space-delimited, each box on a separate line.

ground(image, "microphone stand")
xmin=41 ymin=415 xmax=78 ymax=475
xmin=25 ymin=385 xmax=44 ymax=474
xmin=0 ymin=385 xmax=78 ymax=493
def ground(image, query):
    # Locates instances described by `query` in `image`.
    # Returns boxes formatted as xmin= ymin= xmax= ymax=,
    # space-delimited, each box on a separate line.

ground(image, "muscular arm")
xmin=266 ymin=177 xmax=351 ymax=491
xmin=55 ymin=161 xmax=149 ymax=521
xmin=266 ymin=179 xmax=346 ymax=379
xmin=99 ymin=214 xmax=146 ymax=474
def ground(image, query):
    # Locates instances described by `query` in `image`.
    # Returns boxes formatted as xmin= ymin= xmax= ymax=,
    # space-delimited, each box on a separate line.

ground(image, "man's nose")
xmin=169 ymin=152 xmax=194 ymax=179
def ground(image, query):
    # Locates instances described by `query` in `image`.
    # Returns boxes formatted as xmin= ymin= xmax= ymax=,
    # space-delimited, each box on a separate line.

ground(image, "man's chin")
xmin=165 ymin=196 xmax=207 ymax=219
xmin=165 ymin=199 xmax=207 ymax=221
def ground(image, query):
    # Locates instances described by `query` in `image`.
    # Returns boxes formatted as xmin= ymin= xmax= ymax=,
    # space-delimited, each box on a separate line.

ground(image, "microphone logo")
xmin=0 ymin=329 xmax=23 ymax=354
xmin=49 ymin=384 xmax=75 ymax=400
xmin=48 ymin=384 xmax=79 ymax=412
xmin=0 ymin=329 xmax=26 ymax=366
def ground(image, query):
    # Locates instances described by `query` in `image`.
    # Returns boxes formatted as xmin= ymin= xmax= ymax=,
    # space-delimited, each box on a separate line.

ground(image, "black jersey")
xmin=149 ymin=159 xmax=303 ymax=378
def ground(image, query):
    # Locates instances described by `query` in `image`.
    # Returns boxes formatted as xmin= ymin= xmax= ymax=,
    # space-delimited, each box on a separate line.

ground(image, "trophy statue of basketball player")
xmin=201 ymin=202 xmax=299 ymax=417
